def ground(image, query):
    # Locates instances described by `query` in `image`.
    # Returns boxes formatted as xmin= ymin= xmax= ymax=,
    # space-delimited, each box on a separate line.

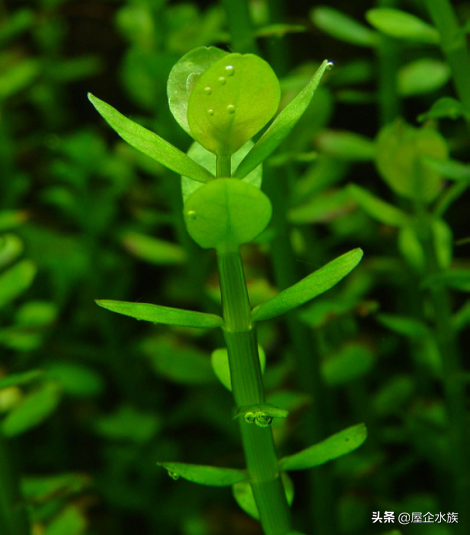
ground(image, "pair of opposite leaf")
xmin=89 ymin=46 xmax=332 ymax=250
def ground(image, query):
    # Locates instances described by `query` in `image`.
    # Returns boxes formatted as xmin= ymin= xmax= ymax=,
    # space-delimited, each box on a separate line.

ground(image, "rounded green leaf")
xmin=366 ymin=8 xmax=439 ymax=44
xmin=184 ymin=179 xmax=272 ymax=250
xmin=167 ymin=46 xmax=228 ymax=136
xmin=211 ymin=345 xmax=266 ymax=391
xmin=375 ymin=120 xmax=448 ymax=203
xmin=398 ymin=59 xmax=450 ymax=97
xmin=187 ymin=53 xmax=281 ymax=156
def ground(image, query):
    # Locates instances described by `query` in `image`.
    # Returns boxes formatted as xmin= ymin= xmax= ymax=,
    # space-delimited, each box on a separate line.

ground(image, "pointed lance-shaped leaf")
xmin=96 ymin=300 xmax=224 ymax=329
xmin=157 ymin=462 xmax=247 ymax=486
xmin=348 ymin=184 xmax=409 ymax=227
xmin=279 ymin=423 xmax=367 ymax=471
xmin=88 ymin=94 xmax=214 ymax=183
xmin=234 ymin=60 xmax=331 ymax=180
xmin=251 ymin=248 xmax=363 ymax=323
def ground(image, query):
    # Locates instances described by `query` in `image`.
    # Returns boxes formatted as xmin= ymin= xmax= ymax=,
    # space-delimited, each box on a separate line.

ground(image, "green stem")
xmin=216 ymin=155 xmax=231 ymax=178
xmin=217 ymin=249 xmax=291 ymax=535
xmin=423 ymin=0 xmax=470 ymax=120
xmin=0 ymin=434 xmax=29 ymax=535
xmin=220 ymin=0 xmax=259 ymax=55
xmin=415 ymin=206 xmax=469 ymax=534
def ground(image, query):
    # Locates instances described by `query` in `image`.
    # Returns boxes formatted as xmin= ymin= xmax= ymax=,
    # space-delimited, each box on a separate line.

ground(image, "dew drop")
xmin=204 ymin=87 xmax=212 ymax=95
xmin=227 ymin=105 xmax=235 ymax=114
xmin=168 ymin=470 xmax=180 ymax=481
xmin=225 ymin=65 xmax=235 ymax=76
xmin=326 ymin=61 xmax=334 ymax=71
xmin=207 ymin=109 xmax=214 ymax=116
xmin=187 ymin=210 xmax=197 ymax=220
xmin=218 ymin=76 xmax=226 ymax=85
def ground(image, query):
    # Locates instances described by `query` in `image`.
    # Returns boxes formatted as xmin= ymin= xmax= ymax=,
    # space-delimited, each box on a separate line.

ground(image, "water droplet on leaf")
xmin=168 ymin=470 xmax=180 ymax=481
xmin=225 ymin=65 xmax=235 ymax=76
xmin=207 ymin=109 xmax=214 ymax=116
xmin=326 ymin=61 xmax=334 ymax=71
xmin=227 ymin=105 xmax=235 ymax=114
xmin=204 ymin=87 xmax=212 ymax=95
xmin=218 ymin=76 xmax=226 ymax=85
xmin=187 ymin=210 xmax=197 ymax=220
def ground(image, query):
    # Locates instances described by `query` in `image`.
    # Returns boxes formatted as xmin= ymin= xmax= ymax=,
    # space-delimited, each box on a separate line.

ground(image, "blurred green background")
xmin=0 ymin=1 xmax=469 ymax=535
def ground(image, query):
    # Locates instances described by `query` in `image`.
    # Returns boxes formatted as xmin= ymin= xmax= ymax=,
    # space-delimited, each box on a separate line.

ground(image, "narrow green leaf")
xmin=251 ymin=249 xmax=363 ymax=322
xmin=311 ymin=6 xmax=379 ymax=47
xmin=0 ymin=259 xmax=36 ymax=309
xmin=0 ymin=234 xmax=24 ymax=268
xmin=22 ymin=474 xmax=90 ymax=502
xmin=167 ymin=46 xmax=228 ymax=136
xmin=234 ymin=60 xmax=331 ymax=180
xmin=0 ymin=370 xmax=44 ymax=391
xmin=232 ymin=473 xmax=294 ymax=520
xmin=398 ymin=59 xmax=450 ymax=97
xmin=452 ymin=300 xmax=470 ymax=333
xmin=348 ymin=184 xmax=409 ymax=227
xmin=377 ymin=314 xmax=431 ymax=339
xmin=322 ymin=344 xmax=375 ymax=386
xmin=211 ymin=345 xmax=265 ymax=391
xmin=96 ymin=300 xmax=224 ymax=329
xmin=183 ymin=179 xmax=272 ymax=250
xmin=187 ymin=54 xmax=281 ymax=157
xmin=157 ymin=462 xmax=247 ymax=486
xmin=418 ymin=97 xmax=463 ymax=122
xmin=366 ymin=8 xmax=439 ymax=44
xmin=0 ymin=210 xmax=29 ymax=231
xmin=421 ymin=270 xmax=470 ymax=292
xmin=121 ymin=231 xmax=187 ymax=265
xmin=279 ymin=423 xmax=367 ymax=471
xmin=2 ymin=383 xmax=62 ymax=437
xmin=88 ymin=93 xmax=214 ymax=183
xmin=255 ymin=24 xmax=306 ymax=38
xmin=289 ymin=189 xmax=355 ymax=225
xmin=422 ymin=157 xmax=470 ymax=181
xmin=316 ymin=130 xmax=376 ymax=161
xmin=398 ymin=226 xmax=425 ymax=271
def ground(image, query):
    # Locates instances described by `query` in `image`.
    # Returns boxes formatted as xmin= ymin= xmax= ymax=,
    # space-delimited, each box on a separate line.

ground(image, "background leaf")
xmin=157 ymin=462 xmax=247 ymax=486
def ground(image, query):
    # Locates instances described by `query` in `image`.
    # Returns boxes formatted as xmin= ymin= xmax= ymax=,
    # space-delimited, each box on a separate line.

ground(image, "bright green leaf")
xmin=43 ymin=506 xmax=86 ymax=535
xmin=234 ymin=60 xmax=331 ymax=179
xmin=398 ymin=226 xmax=425 ymax=271
xmin=232 ymin=473 xmax=294 ymax=520
xmin=311 ymin=6 xmax=379 ymax=47
xmin=418 ymin=97 xmax=464 ymax=122
xmin=251 ymin=249 xmax=363 ymax=322
xmin=315 ymin=130 xmax=376 ymax=161
xmin=375 ymin=120 xmax=448 ymax=203
xmin=121 ymin=231 xmax=187 ymax=265
xmin=167 ymin=46 xmax=228 ymax=136
xmin=398 ymin=59 xmax=450 ymax=97
xmin=184 ymin=179 xmax=272 ymax=250
xmin=0 ymin=60 xmax=40 ymax=101
xmin=348 ymin=184 xmax=409 ymax=227
xmin=187 ymin=53 xmax=280 ymax=157
xmin=181 ymin=140 xmax=262 ymax=203
xmin=0 ymin=234 xmax=24 ymax=268
xmin=279 ymin=423 xmax=367 ymax=471
xmin=0 ymin=370 xmax=44 ymax=391
xmin=422 ymin=157 xmax=470 ymax=181
xmin=422 ymin=270 xmax=470 ymax=292
xmin=96 ymin=300 xmax=224 ymax=329
xmin=157 ymin=462 xmax=247 ymax=486
xmin=211 ymin=345 xmax=265 ymax=391
xmin=2 ymin=383 xmax=62 ymax=437
xmin=366 ymin=8 xmax=439 ymax=44
xmin=88 ymin=93 xmax=214 ymax=183
xmin=0 ymin=259 xmax=36 ymax=309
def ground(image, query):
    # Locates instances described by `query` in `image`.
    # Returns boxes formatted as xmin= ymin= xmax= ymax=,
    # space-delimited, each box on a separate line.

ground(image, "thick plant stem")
xmin=415 ymin=208 xmax=469 ymax=535
xmin=0 ymin=434 xmax=29 ymax=535
xmin=217 ymin=250 xmax=291 ymax=535
xmin=423 ymin=0 xmax=470 ymax=120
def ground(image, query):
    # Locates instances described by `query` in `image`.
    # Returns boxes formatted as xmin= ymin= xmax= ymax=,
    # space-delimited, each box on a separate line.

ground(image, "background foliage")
xmin=1 ymin=0 xmax=469 ymax=534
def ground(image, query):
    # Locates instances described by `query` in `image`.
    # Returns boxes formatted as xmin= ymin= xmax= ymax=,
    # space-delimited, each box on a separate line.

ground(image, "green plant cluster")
xmin=0 ymin=1 xmax=468 ymax=535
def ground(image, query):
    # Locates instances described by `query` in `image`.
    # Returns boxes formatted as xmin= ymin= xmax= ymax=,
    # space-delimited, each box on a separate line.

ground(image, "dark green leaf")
xmin=251 ymin=249 xmax=363 ymax=322
xmin=422 ymin=270 xmax=470 ymax=292
xmin=422 ymin=157 xmax=470 ymax=181
xmin=279 ymin=423 xmax=367 ymax=471
xmin=348 ymin=184 xmax=409 ymax=227
xmin=418 ymin=97 xmax=463 ymax=122
xmin=96 ymin=300 xmax=224 ymax=329
xmin=88 ymin=93 xmax=214 ymax=183
xmin=0 ymin=260 xmax=36 ymax=309
xmin=0 ymin=370 xmax=44 ymax=391
xmin=377 ymin=314 xmax=431 ymax=339
xmin=315 ymin=130 xmax=376 ymax=161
